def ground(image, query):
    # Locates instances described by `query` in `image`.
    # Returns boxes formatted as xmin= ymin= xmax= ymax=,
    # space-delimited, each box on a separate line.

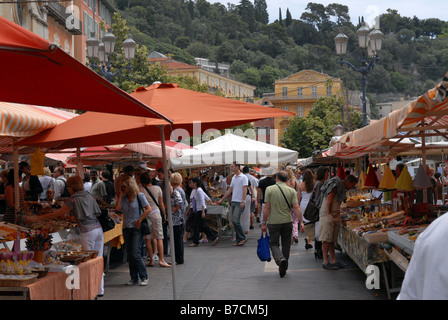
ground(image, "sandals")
xmin=160 ymin=261 xmax=172 ymax=268
xmin=233 ymin=238 xmax=248 ymax=246
xmin=188 ymin=243 xmax=199 ymax=247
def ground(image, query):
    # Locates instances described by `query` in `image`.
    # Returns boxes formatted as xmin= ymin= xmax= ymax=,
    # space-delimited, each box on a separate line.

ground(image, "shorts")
xmin=304 ymin=222 xmax=315 ymax=241
xmin=143 ymin=209 xmax=164 ymax=240
xmin=318 ymin=213 xmax=340 ymax=243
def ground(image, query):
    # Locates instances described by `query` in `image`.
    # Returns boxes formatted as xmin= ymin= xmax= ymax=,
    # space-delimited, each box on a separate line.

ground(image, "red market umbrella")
xmin=0 ymin=16 xmax=172 ymax=122
xmin=19 ymin=83 xmax=294 ymax=149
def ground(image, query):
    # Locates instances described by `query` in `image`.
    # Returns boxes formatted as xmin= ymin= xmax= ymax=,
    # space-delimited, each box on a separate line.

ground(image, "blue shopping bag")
xmin=257 ymin=232 xmax=271 ymax=262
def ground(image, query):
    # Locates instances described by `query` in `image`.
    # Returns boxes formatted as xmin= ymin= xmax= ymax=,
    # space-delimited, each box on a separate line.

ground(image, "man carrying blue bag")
xmin=261 ymin=171 xmax=304 ymax=277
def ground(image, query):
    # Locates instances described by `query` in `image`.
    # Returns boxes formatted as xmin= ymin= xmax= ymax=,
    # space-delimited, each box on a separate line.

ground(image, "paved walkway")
xmin=99 ymin=224 xmax=389 ymax=301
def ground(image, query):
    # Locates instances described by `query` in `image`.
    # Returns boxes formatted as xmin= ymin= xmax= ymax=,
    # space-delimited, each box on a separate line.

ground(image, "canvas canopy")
xmin=18 ymin=83 xmax=294 ymax=150
xmin=328 ymin=74 xmax=448 ymax=159
xmin=170 ymin=133 xmax=298 ymax=169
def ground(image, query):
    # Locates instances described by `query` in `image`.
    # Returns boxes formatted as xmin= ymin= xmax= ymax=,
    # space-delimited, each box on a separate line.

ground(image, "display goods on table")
xmin=0 ymin=199 xmax=111 ymax=287
xmin=338 ymin=190 xmax=439 ymax=273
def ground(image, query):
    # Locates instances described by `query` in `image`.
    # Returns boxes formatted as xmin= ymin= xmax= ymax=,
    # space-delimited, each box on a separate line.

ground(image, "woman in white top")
xmin=297 ymin=169 xmax=315 ymax=250
xmin=188 ymin=177 xmax=219 ymax=247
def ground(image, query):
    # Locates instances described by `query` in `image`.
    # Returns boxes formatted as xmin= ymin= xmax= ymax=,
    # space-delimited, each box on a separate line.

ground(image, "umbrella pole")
xmin=442 ymin=150 xmax=445 ymax=204
xmin=13 ymin=141 xmax=19 ymax=214
xmin=159 ymin=125 xmax=177 ymax=300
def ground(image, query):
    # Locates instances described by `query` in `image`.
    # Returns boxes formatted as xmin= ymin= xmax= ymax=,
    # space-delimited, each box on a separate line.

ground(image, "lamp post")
xmin=334 ymin=24 xmax=383 ymax=127
xmin=86 ymin=31 xmax=136 ymax=81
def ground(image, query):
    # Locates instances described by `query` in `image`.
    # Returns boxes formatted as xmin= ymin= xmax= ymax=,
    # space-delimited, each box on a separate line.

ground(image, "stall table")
xmin=103 ymin=223 xmax=124 ymax=273
xmin=0 ymin=257 xmax=103 ymax=300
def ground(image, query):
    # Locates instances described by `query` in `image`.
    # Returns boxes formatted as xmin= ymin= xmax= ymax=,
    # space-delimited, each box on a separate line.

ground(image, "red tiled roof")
xmin=148 ymin=58 xmax=199 ymax=71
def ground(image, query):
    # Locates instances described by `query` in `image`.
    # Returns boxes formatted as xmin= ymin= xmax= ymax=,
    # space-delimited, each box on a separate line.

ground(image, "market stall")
xmin=320 ymin=75 xmax=448 ymax=298
xmin=170 ymin=133 xmax=298 ymax=170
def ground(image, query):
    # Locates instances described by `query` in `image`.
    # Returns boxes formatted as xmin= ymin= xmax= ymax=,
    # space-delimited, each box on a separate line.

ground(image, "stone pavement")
xmin=99 ymin=224 xmax=389 ymax=301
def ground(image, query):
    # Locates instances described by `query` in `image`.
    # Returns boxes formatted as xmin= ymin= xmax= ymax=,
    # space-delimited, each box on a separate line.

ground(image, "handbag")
xmin=137 ymin=195 xmax=152 ymax=235
xmin=303 ymin=184 xmax=320 ymax=223
xmin=98 ymin=208 xmax=115 ymax=232
xmin=257 ymin=232 xmax=271 ymax=262
xmin=303 ymin=200 xmax=319 ymax=223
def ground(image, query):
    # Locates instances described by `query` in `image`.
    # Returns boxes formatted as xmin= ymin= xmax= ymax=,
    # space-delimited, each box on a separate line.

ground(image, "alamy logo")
xmin=365 ymin=265 xmax=380 ymax=289
xmin=65 ymin=5 xmax=81 ymax=31
xmin=65 ymin=265 xmax=80 ymax=290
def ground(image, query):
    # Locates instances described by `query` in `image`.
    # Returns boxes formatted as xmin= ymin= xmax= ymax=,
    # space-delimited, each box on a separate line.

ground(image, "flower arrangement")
xmin=25 ymin=229 xmax=53 ymax=251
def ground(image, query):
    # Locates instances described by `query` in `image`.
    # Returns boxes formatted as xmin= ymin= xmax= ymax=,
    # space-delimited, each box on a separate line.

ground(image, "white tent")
xmin=170 ymin=133 xmax=298 ymax=170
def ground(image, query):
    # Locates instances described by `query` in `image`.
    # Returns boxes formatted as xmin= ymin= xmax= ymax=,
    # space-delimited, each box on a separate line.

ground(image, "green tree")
xmin=285 ymin=8 xmax=292 ymax=27
xmin=91 ymin=12 xmax=169 ymax=93
xmin=281 ymin=95 xmax=363 ymax=157
xmin=254 ymin=0 xmax=269 ymax=24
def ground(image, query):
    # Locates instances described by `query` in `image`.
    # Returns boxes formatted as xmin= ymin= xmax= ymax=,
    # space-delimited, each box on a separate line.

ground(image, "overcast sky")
xmin=208 ymin=0 xmax=448 ymax=25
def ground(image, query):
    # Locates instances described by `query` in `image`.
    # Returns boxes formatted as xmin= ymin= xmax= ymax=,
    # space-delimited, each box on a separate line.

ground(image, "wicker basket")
xmin=32 ymin=267 xmax=49 ymax=279
xmin=0 ymin=274 xmax=38 ymax=287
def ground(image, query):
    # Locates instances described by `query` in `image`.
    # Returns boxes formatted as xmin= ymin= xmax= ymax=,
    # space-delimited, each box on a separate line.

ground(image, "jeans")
xmin=268 ymin=222 xmax=293 ymax=267
xmin=123 ymin=228 xmax=148 ymax=282
xmin=173 ymin=224 xmax=185 ymax=264
xmin=231 ymin=201 xmax=246 ymax=243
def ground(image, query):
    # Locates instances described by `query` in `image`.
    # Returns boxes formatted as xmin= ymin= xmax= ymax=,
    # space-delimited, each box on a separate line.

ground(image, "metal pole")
xmin=159 ymin=125 xmax=177 ymax=300
xmin=362 ymin=74 xmax=367 ymax=127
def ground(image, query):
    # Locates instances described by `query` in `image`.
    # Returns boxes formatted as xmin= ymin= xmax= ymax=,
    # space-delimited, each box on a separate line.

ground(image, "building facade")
xmin=270 ymin=70 xmax=343 ymax=140
xmin=148 ymin=52 xmax=255 ymax=102
xmin=1 ymin=0 xmax=114 ymax=63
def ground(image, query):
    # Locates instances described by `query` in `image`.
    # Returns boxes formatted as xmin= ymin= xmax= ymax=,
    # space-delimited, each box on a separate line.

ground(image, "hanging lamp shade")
xmin=394 ymin=165 xmax=414 ymax=191
xmin=413 ymin=164 xmax=433 ymax=189
xmin=364 ymin=164 xmax=379 ymax=189
xmin=378 ymin=166 xmax=396 ymax=190
xmin=337 ymin=166 xmax=346 ymax=180
xmin=358 ymin=170 xmax=366 ymax=189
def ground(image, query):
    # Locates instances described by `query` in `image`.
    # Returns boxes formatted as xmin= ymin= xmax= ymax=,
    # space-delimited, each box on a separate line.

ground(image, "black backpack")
xmin=61 ymin=179 xmax=71 ymax=198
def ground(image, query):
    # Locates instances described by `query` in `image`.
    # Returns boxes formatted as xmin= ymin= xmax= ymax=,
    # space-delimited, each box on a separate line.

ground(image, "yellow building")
xmin=270 ymin=70 xmax=343 ymax=140
xmin=148 ymin=52 xmax=255 ymax=102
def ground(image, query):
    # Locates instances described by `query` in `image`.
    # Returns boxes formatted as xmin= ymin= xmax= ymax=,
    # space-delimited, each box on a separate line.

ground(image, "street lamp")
xmin=334 ymin=24 xmax=383 ymax=127
xmin=86 ymin=31 xmax=136 ymax=81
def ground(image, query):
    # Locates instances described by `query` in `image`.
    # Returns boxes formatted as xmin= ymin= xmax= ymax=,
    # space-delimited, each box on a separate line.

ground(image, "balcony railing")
xmin=269 ymin=94 xmax=328 ymax=101
xmin=44 ymin=1 xmax=82 ymax=35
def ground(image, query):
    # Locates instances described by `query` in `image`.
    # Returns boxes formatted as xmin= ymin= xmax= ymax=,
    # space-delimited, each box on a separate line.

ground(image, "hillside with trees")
xmin=113 ymin=1 xmax=448 ymax=101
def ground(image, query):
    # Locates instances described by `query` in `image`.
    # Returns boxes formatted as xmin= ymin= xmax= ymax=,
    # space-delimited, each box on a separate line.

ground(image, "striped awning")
xmin=327 ymin=74 xmax=448 ymax=159
xmin=65 ymin=141 xmax=191 ymax=165
xmin=0 ymin=102 xmax=77 ymax=154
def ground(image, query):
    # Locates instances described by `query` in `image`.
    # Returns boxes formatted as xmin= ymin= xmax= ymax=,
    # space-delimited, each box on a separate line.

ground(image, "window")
xmin=282 ymin=106 xmax=289 ymax=118
xmin=297 ymin=87 xmax=303 ymax=97
xmin=296 ymin=106 xmax=304 ymax=118
xmin=312 ymin=86 xmax=317 ymax=97
xmin=326 ymin=86 xmax=332 ymax=96
xmin=282 ymin=87 xmax=288 ymax=97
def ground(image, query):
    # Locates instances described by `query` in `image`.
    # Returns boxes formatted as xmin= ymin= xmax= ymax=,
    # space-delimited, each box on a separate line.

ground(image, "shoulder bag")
xmin=137 ymin=195 xmax=152 ymax=235
xmin=97 ymin=208 xmax=115 ymax=232
xmin=276 ymin=184 xmax=291 ymax=210
xmin=303 ymin=185 xmax=320 ymax=223
xmin=94 ymin=192 xmax=115 ymax=232
xmin=144 ymin=186 xmax=166 ymax=223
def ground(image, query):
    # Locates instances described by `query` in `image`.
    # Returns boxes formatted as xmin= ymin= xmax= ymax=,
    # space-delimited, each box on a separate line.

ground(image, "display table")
xmin=0 ymin=257 xmax=103 ymax=300
xmin=206 ymin=205 xmax=230 ymax=238
xmin=103 ymin=223 xmax=124 ymax=249
xmin=103 ymin=223 xmax=123 ymax=273
xmin=338 ymin=224 xmax=389 ymax=273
